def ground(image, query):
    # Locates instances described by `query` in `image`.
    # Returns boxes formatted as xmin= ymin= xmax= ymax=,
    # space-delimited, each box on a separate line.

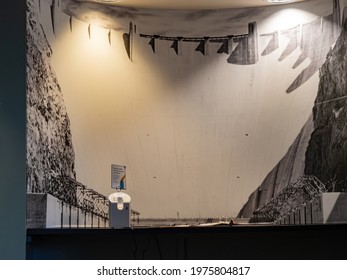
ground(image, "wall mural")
xmin=27 ymin=0 xmax=347 ymax=227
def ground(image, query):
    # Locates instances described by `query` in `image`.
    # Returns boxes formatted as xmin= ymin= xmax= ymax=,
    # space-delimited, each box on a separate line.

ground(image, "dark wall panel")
xmin=0 ymin=0 xmax=27 ymax=259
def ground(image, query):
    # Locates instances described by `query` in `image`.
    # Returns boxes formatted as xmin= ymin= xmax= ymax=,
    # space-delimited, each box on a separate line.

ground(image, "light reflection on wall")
xmin=260 ymin=8 xmax=318 ymax=32
xmin=85 ymin=24 xmax=112 ymax=53
xmin=46 ymin=6 xmax=176 ymax=214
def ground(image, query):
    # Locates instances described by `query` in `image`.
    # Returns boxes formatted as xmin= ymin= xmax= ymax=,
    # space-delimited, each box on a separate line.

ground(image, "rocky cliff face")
xmin=305 ymin=17 xmax=347 ymax=186
xmin=239 ymin=16 xmax=347 ymax=218
xmin=26 ymin=0 xmax=76 ymax=193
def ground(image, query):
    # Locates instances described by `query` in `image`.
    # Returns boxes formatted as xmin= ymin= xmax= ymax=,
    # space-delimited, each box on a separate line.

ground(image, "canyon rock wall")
xmin=26 ymin=0 xmax=76 ymax=193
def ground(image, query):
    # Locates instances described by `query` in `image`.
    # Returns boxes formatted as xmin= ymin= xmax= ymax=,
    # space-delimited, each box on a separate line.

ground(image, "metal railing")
xmin=29 ymin=175 xmax=140 ymax=227
xmin=250 ymin=176 xmax=327 ymax=223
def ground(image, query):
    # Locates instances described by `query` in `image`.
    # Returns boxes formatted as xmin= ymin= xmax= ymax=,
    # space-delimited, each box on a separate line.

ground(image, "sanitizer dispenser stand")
xmin=108 ymin=191 xmax=131 ymax=228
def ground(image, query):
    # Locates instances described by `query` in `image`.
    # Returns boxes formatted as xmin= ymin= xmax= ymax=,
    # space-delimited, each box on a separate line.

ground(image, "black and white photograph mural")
xmin=26 ymin=0 xmax=347 ymax=228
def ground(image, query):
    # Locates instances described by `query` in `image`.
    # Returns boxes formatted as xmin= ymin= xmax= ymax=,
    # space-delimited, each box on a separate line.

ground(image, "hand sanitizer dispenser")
xmin=108 ymin=191 xmax=131 ymax=228
xmin=109 ymin=164 xmax=131 ymax=228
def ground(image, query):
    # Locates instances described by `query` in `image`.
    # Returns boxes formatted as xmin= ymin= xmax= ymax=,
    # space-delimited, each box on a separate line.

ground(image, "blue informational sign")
xmin=111 ymin=164 xmax=126 ymax=190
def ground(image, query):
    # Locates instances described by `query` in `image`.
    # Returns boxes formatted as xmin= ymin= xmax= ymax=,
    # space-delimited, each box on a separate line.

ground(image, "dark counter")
xmin=26 ymin=224 xmax=347 ymax=260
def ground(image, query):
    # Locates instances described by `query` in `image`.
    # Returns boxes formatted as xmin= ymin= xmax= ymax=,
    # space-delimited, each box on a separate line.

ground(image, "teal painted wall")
xmin=0 ymin=0 xmax=27 ymax=259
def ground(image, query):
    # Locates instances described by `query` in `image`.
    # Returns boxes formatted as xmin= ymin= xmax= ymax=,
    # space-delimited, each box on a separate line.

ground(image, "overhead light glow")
xmin=266 ymin=0 xmax=294 ymax=3
xmin=98 ymin=0 xmax=124 ymax=3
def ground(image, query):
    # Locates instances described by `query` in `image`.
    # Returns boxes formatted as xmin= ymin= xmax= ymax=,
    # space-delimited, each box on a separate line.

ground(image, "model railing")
xmin=28 ymin=175 xmax=140 ymax=227
xmin=250 ymin=176 xmax=327 ymax=223
xmin=47 ymin=176 xmax=109 ymax=220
